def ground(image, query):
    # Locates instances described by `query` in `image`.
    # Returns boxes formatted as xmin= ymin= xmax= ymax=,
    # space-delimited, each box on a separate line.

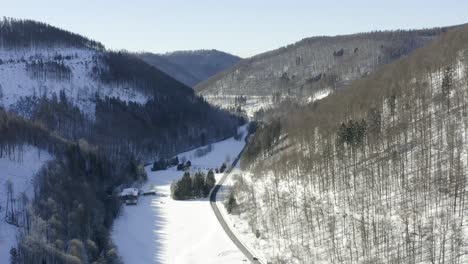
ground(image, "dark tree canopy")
xmin=0 ymin=17 xmax=104 ymax=50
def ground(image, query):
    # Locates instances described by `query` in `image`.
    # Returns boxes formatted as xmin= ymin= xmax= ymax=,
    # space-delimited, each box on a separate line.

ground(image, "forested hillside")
xmin=233 ymin=25 xmax=468 ymax=263
xmin=0 ymin=18 xmax=243 ymax=264
xmin=135 ymin=53 xmax=200 ymax=88
xmin=0 ymin=18 xmax=103 ymax=50
xmin=196 ymin=27 xmax=456 ymax=117
xmin=0 ymin=109 xmax=144 ymax=263
xmin=0 ymin=18 xmax=241 ymax=162
xmin=137 ymin=49 xmax=241 ymax=87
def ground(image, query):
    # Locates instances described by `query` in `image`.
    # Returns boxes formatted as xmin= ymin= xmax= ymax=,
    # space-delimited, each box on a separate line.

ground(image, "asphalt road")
xmin=209 ymin=139 xmax=262 ymax=264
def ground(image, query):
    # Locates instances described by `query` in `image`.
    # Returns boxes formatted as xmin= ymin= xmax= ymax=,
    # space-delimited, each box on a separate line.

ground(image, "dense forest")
xmin=0 ymin=18 xmax=104 ymax=50
xmin=10 ymin=89 xmax=242 ymax=162
xmin=0 ymin=108 xmax=144 ymax=263
xmin=93 ymin=94 xmax=242 ymax=160
xmin=93 ymin=51 xmax=191 ymax=97
xmin=0 ymin=19 xmax=242 ymax=162
xmin=234 ymin=25 xmax=468 ymax=263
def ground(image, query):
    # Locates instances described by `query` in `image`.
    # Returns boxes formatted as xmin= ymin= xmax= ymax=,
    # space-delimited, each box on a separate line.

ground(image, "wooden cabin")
xmin=119 ymin=188 xmax=139 ymax=205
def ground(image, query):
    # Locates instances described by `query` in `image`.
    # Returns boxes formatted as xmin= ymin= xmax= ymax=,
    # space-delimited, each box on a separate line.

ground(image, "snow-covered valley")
xmin=112 ymin=125 xmax=251 ymax=264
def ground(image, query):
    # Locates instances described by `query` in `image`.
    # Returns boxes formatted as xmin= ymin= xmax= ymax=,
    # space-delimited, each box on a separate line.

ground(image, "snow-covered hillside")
xmin=0 ymin=145 xmax=53 ymax=263
xmin=195 ymin=28 xmax=445 ymax=110
xmin=0 ymin=48 xmax=147 ymax=118
xmin=204 ymin=89 xmax=332 ymax=119
xmin=112 ymin=125 xmax=249 ymax=264
xmin=230 ymin=27 xmax=468 ymax=263
xmin=203 ymin=95 xmax=273 ymax=118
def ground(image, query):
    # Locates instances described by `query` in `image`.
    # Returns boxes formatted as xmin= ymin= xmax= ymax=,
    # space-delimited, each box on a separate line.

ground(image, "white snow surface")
xmin=0 ymin=145 xmax=53 ymax=263
xmin=0 ymin=47 xmax=148 ymax=118
xmin=119 ymin=188 xmax=139 ymax=197
xmin=307 ymin=89 xmax=332 ymax=103
xmin=176 ymin=126 xmax=247 ymax=169
xmin=112 ymin=125 xmax=250 ymax=264
xmin=203 ymin=95 xmax=273 ymax=119
xmin=204 ymin=89 xmax=332 ymax=120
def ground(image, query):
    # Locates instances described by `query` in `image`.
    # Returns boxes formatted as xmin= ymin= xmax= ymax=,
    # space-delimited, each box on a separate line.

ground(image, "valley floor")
xmin=112 ymin=125 xmax=250 ymax=264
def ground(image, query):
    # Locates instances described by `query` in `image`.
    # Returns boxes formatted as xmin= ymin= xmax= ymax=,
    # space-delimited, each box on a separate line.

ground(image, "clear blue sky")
xmin=3 ymin=0 xmax=468 ymax=57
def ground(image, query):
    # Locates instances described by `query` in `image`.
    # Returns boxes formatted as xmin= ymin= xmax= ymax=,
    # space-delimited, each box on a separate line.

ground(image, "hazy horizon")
xmin=3 ymin=0 xmax=468 ymax=58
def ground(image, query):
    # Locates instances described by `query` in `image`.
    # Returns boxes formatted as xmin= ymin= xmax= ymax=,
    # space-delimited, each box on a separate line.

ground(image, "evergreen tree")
xmin=192 ymin=172 xmax=205 ymax=198
xmin=10 ymin=247 xmax=18 ymax=264
xmin=442 ymin=66 xmax=453 ymax=109
xmin=204 ymin=170 xmax=216 ymax=196
xmin=226 ymin=192 xmax=238 ymax=214
xmin=170 ymin=181 xmax=180 ymax=200
xmin=219 ymin=163 xmax=227 ymax=173
xmin=178 ymin=172 xmax=192 ymax=199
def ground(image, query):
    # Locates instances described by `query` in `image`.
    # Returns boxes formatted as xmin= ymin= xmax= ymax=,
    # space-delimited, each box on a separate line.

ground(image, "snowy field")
xmin=112 ymin=125 xmax=250 ymax=264
xmin=0 ymin=146 xmax=53 ymax=263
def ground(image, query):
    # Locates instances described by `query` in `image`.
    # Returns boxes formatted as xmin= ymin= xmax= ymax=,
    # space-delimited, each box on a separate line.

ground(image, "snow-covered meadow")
xmin=112 ymin=124 xmax=251 ymax=264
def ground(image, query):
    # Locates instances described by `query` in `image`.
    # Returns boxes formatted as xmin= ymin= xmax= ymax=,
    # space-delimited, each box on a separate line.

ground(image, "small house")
xmin=119 ymin=188 xmax=139 ymax=205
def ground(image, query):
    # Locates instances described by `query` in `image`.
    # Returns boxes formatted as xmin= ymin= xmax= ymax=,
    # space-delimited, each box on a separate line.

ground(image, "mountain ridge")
xmin=137 ymin=49 xmax=241 ymax=87
xmin=195 ymin=25 xmax=465 ymax=117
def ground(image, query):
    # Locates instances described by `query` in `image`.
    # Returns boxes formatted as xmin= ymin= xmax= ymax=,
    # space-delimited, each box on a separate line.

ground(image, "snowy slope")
xmin=203 ymin=89 xmax=332 ymax=119
xmin=0 ymin=47 xmax=148 ymax=117
xmin=176 ymin=125 xmax=247 ymax=168
xmin=112 ymin=125 xmax=249 ymax=264
xmin=0 ymin=145 xmax=53 ymax=263
xmin=216 ymin=168 xmax=268 ymax=264
xmin=203 ymin=95 xmax=273 ymax=119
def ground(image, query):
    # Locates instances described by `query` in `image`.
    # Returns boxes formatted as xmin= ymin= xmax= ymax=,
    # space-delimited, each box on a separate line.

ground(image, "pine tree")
xmin=442 ymin=66 xmax=453 ymax=110
xmin=226 ymin=192 xmax=238 ymax=214
xmin=192 ymin=172 xmax=205 ymax=198
xmin=204 ymin=170 xmax=216 ymax=196
xmin=220 ymin=163 xmax=227 ymax=173
xmin=10 ymin=247 xmax=18 ymax=264
xmin=177 ymin=172 xmax=192 ymax=199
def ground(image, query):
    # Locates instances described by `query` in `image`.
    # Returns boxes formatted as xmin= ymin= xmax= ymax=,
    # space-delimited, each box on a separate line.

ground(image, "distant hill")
xmin=137 ymin=49 xmax=241 ymax=87
xmin=195 ymin=26 xmax=457 ymax=117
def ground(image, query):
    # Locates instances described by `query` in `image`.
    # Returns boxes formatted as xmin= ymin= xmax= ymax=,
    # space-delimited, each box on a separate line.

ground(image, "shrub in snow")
xmin=176 ymin=164 xmax=184 ymax=171
xmin=151 ymin=158 xmax=168 ymax=171
xmin=226 ymin=192 xmax=239 ymax=214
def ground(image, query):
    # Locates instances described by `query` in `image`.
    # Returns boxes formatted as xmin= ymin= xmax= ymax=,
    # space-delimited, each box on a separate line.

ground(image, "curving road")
xmin=210 ymin=139 xmax=262 ymax=264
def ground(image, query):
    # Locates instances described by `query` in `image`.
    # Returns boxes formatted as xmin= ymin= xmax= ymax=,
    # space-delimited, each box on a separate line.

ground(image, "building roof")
xmin=119 ymin=188 xmax=139 ymax=197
